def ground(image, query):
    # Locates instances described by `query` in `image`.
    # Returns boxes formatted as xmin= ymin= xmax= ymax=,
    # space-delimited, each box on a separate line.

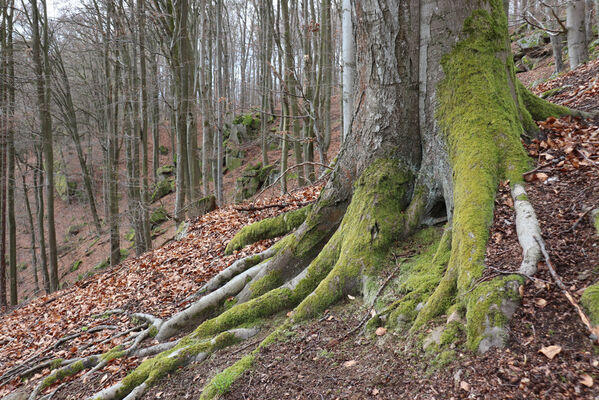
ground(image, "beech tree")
xmin=23 ymin=1 xmax=584 ymax=399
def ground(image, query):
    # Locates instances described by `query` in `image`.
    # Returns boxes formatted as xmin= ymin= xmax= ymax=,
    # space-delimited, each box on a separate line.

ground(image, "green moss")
xmin=387 ymin=229 xmax=451 ymax=330
xmin=465 ymin=275 xmax=523 ymax=350
xmin=223 ymin=297 xmax=238 ymax=310
xmin=581 ymin=284 xmax=599 ymax=326
xmin=225 ymin=205 xmax=312 ymax=255
xmin=150 ymin=207 xmax=168 ymax=226
xmin=200 ymin=353 xmax=255 ymax=399
xmin=151 ymin=179 xmax=174 ymax=202
xmin=594 ymin=211 xmax=599 ymax=235
xmin=148 ymin=325 xmax=159 ymax=338
xmin=70 ymin=260 xmax=82 ymax=272
xmin=249 ymin=270 xmax=283 ymax=299
xmin=101 ymin=345 xmax=126 ymax=362
xmin=158 ymin=145 xmax=169 ymax=155
xmin=50 ymin=358 xmax=64 ymax=370
xmin=94 ymin=259 xmax=109 ymax=271
xmin=40 ymin=360 xmax=86 ymax=391
xmin=516 ymin=193 xmax=528 ymax=201
xmin=293 ymin=159 xmax=415 ymax=320
xmin=540 ymin=87 xmax=565 ymax=99
xmin=518 ymin=80 xmax=572 ymax=121
xmin=125 ymin=229 xmax=135 ymax=242
xmin=156 ymin=164 xmax=175 ymax=176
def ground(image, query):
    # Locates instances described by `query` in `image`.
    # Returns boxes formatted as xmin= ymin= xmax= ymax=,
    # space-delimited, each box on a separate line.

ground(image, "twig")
xmin=535 ymin=236 xmax=599 ymax=341
xmin=565 ymin=207 xmax=595 ymax=233
xmin=523 ymin=161 xmax=554 ymax=176
xmin=255 ymin=161 xmax=333 ymax=198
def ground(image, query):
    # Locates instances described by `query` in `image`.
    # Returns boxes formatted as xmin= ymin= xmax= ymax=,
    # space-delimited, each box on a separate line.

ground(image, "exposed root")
xmin=28 ymin=356 xmax=100 ymax=400
xmin=196 ymin=246 xmax=278 ymax=296
xmin=87 ymin=328 xmax=259 ymax=400
xmin=156 ymin=257 xmax=271 ymax=341
xmin=512 ymin=183 xmax=542 ymax=276
xmin=224 ymin=205 xmax=312 ymax=255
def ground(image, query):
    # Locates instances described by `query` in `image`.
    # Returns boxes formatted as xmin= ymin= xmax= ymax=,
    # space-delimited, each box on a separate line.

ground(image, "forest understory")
xmin=0 ymin=56 xmax=598 ymax=399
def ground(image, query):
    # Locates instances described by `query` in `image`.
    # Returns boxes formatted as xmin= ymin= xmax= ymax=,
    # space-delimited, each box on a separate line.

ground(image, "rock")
xmin=423 ymin=326 xmax=445 ymax=350
xmin=156 ymin=164 xmax=175 ymax=180
xmin=197 ymin=195 xmax=217 ymax=215
xmin=234 ymin=163 xmax=276 ymax=203
xmin=175 ymin=221 xmax=190 ymax=241
xmin=151 ymin=178 xmax=174 ymax=202
xmin=516 ymin=30 xmax=549 ymax=50
xmin=150 ymin=207 xmax=168 ymax=227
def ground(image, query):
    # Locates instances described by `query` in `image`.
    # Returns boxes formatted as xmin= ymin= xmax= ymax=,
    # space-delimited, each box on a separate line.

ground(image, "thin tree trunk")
xmin=341 ymin=0 xmax=354 ymax=142
xmin=35 ymin=150 xmax=49 ymax=293
xmin=567 ymin=0 xmax=589 ymax=69
xmin=22 ymin=174 xmax=39 ymax=292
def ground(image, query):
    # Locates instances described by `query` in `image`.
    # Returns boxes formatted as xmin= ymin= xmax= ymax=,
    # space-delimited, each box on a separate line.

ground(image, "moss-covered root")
xmin=413 ymin=3 xmax=531 ymax=352
xmin=88 ymin=328 xmax=258 ymax=400
xmin=291 ymin=160 xmax=417 ymax=320
xmin=29 ymin=355 xmax=100 ymax=400
xmin=581 ymin=212 xmax=599 ymax=329
xmin=517 ymin=80 xmax=584 ymax=120
xmin=225 ymin=205 xmax=312 ymax=255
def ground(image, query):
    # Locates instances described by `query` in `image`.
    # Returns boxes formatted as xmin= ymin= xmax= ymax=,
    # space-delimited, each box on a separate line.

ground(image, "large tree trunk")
xmin=82 ymin=1 xmax=578 ymax=399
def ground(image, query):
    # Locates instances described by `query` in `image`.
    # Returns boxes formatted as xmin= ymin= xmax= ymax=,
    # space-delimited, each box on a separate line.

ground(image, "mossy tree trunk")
xmin=80 ymin=1 xmax=576 ymax=399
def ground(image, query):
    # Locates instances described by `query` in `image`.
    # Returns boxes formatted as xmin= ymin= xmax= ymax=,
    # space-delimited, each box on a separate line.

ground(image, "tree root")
xmin=224 ymin=205 xmax=312 ymax=255
xmin=87 ymin=328 xmax=259 ymax=400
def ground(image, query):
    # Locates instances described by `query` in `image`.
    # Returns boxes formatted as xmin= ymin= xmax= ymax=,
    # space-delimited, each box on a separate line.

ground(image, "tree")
xmin=70 ymin=1 xmax=581 ymax=399
xmin=567 ymin=0 xmax=589 ymax=68
xmin=341 ymin=0 xmax=354 ymax=142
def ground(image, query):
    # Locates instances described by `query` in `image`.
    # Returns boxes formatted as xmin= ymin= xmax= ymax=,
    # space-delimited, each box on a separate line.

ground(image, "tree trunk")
xmin=341 ymin=0 xmax=355 ymax=142
xmin=22 ymin=174 xmax=39 ymax=292
xmin=567 ymin=0 xmax=589 ymax=69
xmin=34 ymin=149 xmax=50 ymax=293
xmin=31 ymin=0 xmax=58 ymax=292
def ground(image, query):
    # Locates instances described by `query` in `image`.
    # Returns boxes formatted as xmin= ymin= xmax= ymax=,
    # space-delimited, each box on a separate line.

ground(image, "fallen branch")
xmin=535 ymin=236 xmax=599 ymax=341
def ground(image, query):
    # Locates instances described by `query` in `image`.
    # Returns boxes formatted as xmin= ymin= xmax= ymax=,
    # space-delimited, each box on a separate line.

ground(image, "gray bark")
xmin=567 ymin=0 xmax=589 ymax=69
xmin=341 ymin=0 xmax=355 ymax=142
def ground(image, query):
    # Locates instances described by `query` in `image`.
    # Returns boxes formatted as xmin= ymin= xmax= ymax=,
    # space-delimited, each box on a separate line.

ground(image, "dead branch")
xmin=535 ymin=236 xmax=599 ymax=341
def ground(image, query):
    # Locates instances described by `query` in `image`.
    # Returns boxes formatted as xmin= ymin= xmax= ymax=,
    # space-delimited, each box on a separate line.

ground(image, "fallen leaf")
xmin=375 ymin=327 xmax=387 ymax=336
xmin=580 ymin=374 xmax=594 ymax=387
xmin=372 ymin=388 xmax=379 ymax=396
xmin=460 ymin=381 xmax=471 ymax=392
xmin=539 ymin=345 xmax=562 ymax=359
xmin=343 ymin=360 xmax=357 ymax=367
xmin=536 ymin=172 xmax=549 ymax=182
xmin=534 ymin=298 xmax=547 ymax=308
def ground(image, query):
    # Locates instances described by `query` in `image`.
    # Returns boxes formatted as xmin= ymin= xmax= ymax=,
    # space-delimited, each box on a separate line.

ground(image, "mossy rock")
xmin=198 ymin=195 xmax=217 ymax=215
xmin=125 ymin=228 xmax=136 ymax=242
xmin=150 ymin=207 xmax=168 ymax=226
xmin=175 ymin=222 xmax=190 ymax=240
xmin=151 ymin=179 xmax=174 ymax=202
xmin=158 ymin=145 xmax=169 ymax=155
xmin=67 ymin=223 xmax=85 ymax=236
xmin=156 ymin=164 xmax=175 ymax=179
xmin=516 ymin=30 xmax=549 ymax=50
xmin=233 ymin=163 xmax=275 ymax=203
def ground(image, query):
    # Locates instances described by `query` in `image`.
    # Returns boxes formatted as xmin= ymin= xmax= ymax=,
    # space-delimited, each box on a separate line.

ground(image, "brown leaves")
xmin=539 ymin=345 xmax=562 ymax=360
xmin=0 ymin=186 xmax=321 ymax=395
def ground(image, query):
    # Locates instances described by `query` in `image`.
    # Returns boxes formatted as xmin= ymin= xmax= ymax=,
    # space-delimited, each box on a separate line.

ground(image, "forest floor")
xmin=1 ymin=55 xmax=599 ymax=400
